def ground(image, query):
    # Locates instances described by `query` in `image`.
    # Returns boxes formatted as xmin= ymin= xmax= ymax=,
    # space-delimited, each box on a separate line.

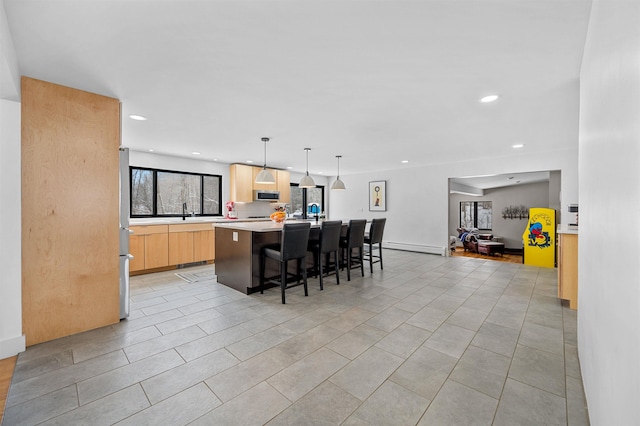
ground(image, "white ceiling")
xmin=3 ymin=0 xmax=592 ymax=176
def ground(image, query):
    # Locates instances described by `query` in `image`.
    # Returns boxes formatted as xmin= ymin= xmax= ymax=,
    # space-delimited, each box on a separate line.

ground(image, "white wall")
xmin=330 ymin=150 xmax=578 ymax=255
xmin=578 ymin=0 xmax=640 ymax=424
xmin=0 ymin=99 xmax=25 ymax=359
xmin=0 ymin=0 xmax=24 ymax=359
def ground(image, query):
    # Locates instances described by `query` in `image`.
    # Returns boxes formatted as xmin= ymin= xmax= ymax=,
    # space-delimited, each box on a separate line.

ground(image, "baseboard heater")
xmin=383 ymin=242 xmax=446 ymax=256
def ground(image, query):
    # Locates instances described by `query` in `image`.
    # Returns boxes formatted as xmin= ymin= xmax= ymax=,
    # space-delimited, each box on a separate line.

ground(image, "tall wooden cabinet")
xmin=21 ymin=77 xmax=120 ymax=345
xmin=229 ymin=164 xmax=290 ymax=203
xmin=557 ymin=230 xmax=579 ymax=309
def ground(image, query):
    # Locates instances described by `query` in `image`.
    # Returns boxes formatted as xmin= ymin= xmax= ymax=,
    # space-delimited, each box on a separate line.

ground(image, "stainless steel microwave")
xmin=254 ymin=190 xmax=280 ymax=201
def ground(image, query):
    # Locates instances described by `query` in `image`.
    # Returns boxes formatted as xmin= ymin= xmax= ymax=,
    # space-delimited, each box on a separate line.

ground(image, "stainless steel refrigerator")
xmin=119 ymin=147 xmax=131 ymax=319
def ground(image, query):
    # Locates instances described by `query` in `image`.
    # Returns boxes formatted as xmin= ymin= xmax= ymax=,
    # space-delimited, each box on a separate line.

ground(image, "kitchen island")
xmin=215 ymin=220 xmax=323 ymax=294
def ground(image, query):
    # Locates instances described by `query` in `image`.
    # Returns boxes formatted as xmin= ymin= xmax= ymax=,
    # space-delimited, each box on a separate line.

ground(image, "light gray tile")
xmin=389 ymin=346 xmax=458 ymax=400
xmin=268 ymin=347 xmax=350 ymax=402
xmin=40 ymin=384 xmax=150 ymax=426
xmin=419 ymin=380 xmax=498 ymax=426
xmin=77 ymin=349 xmax=184 ymax=405
xmin=196 ymin=308 xmax=260 ymax=334
xmin=3 ymin=384 xmax=78 ymax=426
xmin=566 ymin=375 xmax=590 ymax=426
xmin=205 ymin=347 xmax=296 ymax=402
xmin=406 ymin=306 xmax=450 ymax=332
xmin=190 ymin=382 xmax=290 ymax=425
xmin=226 ymin=324 xmax=298 ymax=361
xmin=115 ymin=382 xmax=220 ymax=426
xmin=267 ymin=381 xmax=361 ymax=426
xmin=471 ymin=321 xmax=520 ymax=357
xmin=7 ymin=350 xmax=129 ymax=407
xmin=565 ymin=343 xmax=582 ymax=379
xmin=445 ymin=306 xmax=489 ymax=331
xmin=428 ymin=294 xmax=466 ymax=314
xmin=111 ymin=309 xmax=184 ymax=335
xmin=274 ymin=324 xmax=343 ymax=361
xmin=462 ymin=294 xmax=498 ymax=313
xmin=72 ymin=326 xmax=162 ymax=363
xmin=519 ymin=321 xmax=564 ymax=355
xmin=330 ymin=346 xmax=404 ymax=400
xmin=494 ymin=379 xmax=567 ymax=426
xmin=509 ymin=344 xmax=565 ymax=397
xmin=326 ymin=323 xmax=387 ymax=360
xmin=175 ymin=324 xmax=253 ymax=362
xmin=423 ymin=323 xmax=475 ymax=359
xmin=450 ymin=345 xmax=510 ymax=399
xmin=365 ymin=306 xmax=413 ymax=333
xmin=324 ymin=306 xmax=377 ymax=332
xmin=124 ymin=325 xmax=207 ymax=363
xmin=154 ymin=307 xmax=223 ymax=335
xmin=141 ymin=348 xmax=238 ymax=404
xmin=374 ymin=323 xmax=431 ymax=359
xmin=344 ymin=380 xmax=429 ymax=426
xmin=11 ymin=350 xmax=74 ymax=384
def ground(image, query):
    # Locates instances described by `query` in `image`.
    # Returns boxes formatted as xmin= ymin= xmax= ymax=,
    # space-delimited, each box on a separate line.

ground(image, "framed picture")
xmin=369 ymin=181 xmax=386 ymax=211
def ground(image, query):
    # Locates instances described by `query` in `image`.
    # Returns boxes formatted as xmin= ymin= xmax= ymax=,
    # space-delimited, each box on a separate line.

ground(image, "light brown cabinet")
xmin=558 ymin=232 xmax=578 ymax=309
xmin=229 ymin=164 xmax=290 ymax=203
xmin=169 ymin=223 xmax=216 ymax=265
xmin=130 ymin=225 xmax=170 ymax=272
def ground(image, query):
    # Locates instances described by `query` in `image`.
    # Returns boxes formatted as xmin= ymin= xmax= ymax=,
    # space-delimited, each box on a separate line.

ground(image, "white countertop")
xmin=557 ymin=224 xmax=579 ymax=234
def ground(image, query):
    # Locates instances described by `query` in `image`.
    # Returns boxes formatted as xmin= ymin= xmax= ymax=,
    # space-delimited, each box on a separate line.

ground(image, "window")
xmin=130 ymin=167 xmax=222 ymax=217
xmin=460 ymin=201 xmax=492 ymax=230
xmin=290 ymin=183 xmax=324 ymax=218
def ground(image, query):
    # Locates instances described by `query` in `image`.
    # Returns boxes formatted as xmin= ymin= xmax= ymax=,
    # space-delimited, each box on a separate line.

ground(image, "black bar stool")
xmin=364 ymin=218 xmax=386 ymax=273
xmin=307 ymin=220 xmax=342 ymax=290
xmin=339 ymin=219 xmax=366 ymax=281
xmin=260 ymin=222 xmax=311 ymax=304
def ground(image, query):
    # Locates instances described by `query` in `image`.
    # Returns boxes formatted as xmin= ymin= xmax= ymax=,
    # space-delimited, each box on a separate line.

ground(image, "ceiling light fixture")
xmin=255 ymin=137 xmax=276 ymax=184
xmin=480 ymin=94 xmax=499 ymax=103
xmin=331 ymin=155 xmax=346 ymax=190
xmin=192 ymin=151 xmax=201 ymax=155
xmin=401 ymin=160 xmax=409 ymax=163
xmin=129 ymin=114 xmax=147 ymax=121
xmin=512 ymin=144 xmax=525 ymax=148
xmin=299 ymin=148 xmax=316 ymax=188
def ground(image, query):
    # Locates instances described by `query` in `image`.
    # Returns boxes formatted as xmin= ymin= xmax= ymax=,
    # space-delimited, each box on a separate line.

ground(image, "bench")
xmin=477 ymin=241 xmax=505 ymax=256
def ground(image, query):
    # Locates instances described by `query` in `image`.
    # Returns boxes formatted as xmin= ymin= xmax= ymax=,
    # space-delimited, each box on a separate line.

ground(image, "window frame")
xmin=130 ymin=166 xmax=223 ymax=218
xmin=459 ymin=201 xmax=492 ymax=231
xmin=289 ymin=183 xmax=325 ymax=219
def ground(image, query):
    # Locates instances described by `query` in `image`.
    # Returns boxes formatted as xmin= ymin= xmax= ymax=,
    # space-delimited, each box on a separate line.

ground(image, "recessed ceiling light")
xmin=401 ymin=160 xmax=409 ymax=163
xmin=192 ymin=152 xmax=201 ymax=155
xmin=246 ymin=160 xmax=253 ymax=163
xmin=213 ymin=158 xmax=218 ymax=161
xmin=480 ymin=94 xmax=499 ymax=103
xmin=512 ymin=144 xmax=525 ymax=148
xmin=148 ymin=149 xmax=154 ymax=152
xmin=286 ymin=166 xmax=293 ymax=170
xmin=129 ymin=114 xmax=147 ymax=121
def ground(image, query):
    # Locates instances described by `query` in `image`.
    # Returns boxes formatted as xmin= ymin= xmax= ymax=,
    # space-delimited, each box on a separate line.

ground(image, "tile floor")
xmin=3 ymin=250 xmax=589 ymax=425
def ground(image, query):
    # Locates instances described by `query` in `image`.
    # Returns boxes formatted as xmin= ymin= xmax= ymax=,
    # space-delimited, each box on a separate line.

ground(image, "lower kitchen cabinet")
xmin=130 ymin=225 xmax=169 ymax=272
xmin=169 ymin=223 xmax=216 ymax=265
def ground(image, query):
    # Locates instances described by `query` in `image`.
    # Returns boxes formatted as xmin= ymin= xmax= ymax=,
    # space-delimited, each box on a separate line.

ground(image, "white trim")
xmin=384 ymin=242 xmax=446 ymax=256
xmin=0 ymin=334 xmax=25 ymax=359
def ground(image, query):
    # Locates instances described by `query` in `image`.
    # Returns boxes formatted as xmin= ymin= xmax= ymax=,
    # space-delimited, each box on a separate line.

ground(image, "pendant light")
xmin=299 ymin=148 xmax=316 ymax=188
xmin=255 ymin=137 xmax=276 ymax=184
xmin=331 ymin=155 xmax=346 ymax=190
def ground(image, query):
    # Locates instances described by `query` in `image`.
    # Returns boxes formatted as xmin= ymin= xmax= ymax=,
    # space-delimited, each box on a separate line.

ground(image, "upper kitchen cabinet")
xmin=229 ymin=164 xmax=290 ymax=203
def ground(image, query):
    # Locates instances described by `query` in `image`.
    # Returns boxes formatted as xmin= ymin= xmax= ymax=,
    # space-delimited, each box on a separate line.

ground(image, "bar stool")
xmin=307 ymin=220 xmax=342 ymax=290
xmin=364 ymin=218 xmax=386 ymax=273
xmin=260 ymin=222 xmax=311 ymax=304
xmin=339 ymin=219 xmax=366 ymax=281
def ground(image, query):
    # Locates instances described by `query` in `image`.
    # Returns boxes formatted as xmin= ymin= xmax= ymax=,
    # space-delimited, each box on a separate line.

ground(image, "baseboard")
xmin=383 ymin=242 xmax=446 ymax=256
xmin=0 ymin=334 xmax=26 ymax=359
